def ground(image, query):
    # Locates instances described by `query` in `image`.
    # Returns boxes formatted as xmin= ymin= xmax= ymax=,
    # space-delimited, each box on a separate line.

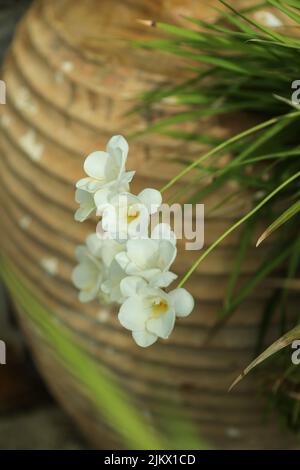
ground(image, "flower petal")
xmin=84 ymin=151 xmax=110 ymax=179
xmin=127 ymin=209 xmax=150 ymax=239
xmin=122 ymin=170 xmax=135 ymax=184
xmin=158 ymin=240 xmax=177 ymax=270
xmin=72 ymin=263 xmax=96 ymax=289
xmin=132 ymin=330 xmax=157 ymax=348
xmin=76 ymin=177 xmax=103 ymax=193
xmin=79 ymin=289 xmax=97 ymax=303
xmin=75 ymin=246 xmax=88 ymax=263
xmin=151 ymin=223 xmax=176 ymax=245
xmin=101 ymin=260 xmax=125 ymax=303
xmin=118 ymin=296 xmax=149 ymax=331
xmin=74 ymin=189 xmax=95 ymax=221
xmin=86 ymin=234 xmax=102 ymax=257
xmin=94 ymin=188 xmax=112 ymax=211
xmin=147 ymin=309 xmax=175 ymax=339
xmin=138 ymin=268 xmax=161 ymax=281
xmin=115 ymin=251 xmax=130 ymax=271
xmin=101 ymin=240 xmax=125 ymax=267
xmin=120 ymin=276 xmax=147 ymax=298
xmin=75 ymin=188 xmax=93 ymax=204
xmin=150 ymin=271 xmax=177 ymax=288
xmin=138 ymin=188 xmax=162 ymax=214
xmin=74 ymin=205 xmax=94 ymax=222
xmin=169 ymin=288 xmax=194 ymax=317
xmin=106 ymin=135 xmax=128 ymax=168
xmin=127 ymin=239 xmax=158 ymax=270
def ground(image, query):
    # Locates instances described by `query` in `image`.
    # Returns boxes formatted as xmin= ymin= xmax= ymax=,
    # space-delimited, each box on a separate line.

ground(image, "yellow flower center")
xmin=127 ymin=208 xmax=139 ymax=224
xmin=151 ymin=298 xmax=169 ymax=317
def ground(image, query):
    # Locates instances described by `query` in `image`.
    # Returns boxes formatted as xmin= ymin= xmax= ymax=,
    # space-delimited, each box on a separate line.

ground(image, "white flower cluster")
xmin=72 ymin=135 xmax=194 ymax=347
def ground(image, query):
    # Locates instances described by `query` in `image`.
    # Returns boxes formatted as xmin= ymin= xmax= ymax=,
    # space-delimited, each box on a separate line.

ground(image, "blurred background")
xmin=0 ymin=0 xmax=87 ymax=450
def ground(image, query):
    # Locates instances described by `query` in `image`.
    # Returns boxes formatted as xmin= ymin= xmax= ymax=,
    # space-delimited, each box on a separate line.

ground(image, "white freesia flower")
xmin=118 ymin=278 xmax=194 ymax=347
xmin=76 ymin=135 xmax=135 ymax=202
xmin=72 ymin=237 xmax=104 ymax=303
xmin=73 ymin=135 xmax=195 ymax=348
xmin=115 ymin=223 xmax=177 ymax=287
xmin=99 ymin=189 xmax=162 ymax=240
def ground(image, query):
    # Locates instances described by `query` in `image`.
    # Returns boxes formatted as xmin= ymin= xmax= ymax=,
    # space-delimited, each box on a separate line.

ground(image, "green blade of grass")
xmin=283 ymin=0 xmax=300 ymax=9
xmin=177 ymin=170 xmax=300 ymax=288
xmin=224 ymin=215 xmax=258 ymax=309
xmin=230 ymin=322 xmax=300 ymax=390
xmin=255 ymin=289 xmax=282 ymax=356
xmin=268 ymin=0 xmax=300 ymax=24
xmin=161 ymin=111 xmax=300 ymax=194
xmin=219 ymin=0 xmax=297 ymax=44
xmin=256 ymin=199 xmax=300 ymax=246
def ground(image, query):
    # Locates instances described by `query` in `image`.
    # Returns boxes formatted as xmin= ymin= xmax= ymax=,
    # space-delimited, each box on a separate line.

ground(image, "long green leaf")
xmin=255 ymin=289 xmax=282 ymax=356
xmin=219 ymin=0 xmax=297 ymax=45
xmin=230 ymin=323 xmax=300 ymax=390
xmin=256 ymin=199 xmax=300 ymax=246
xmin=267 ymin=0 xmax=300 ymax=24
xmin=224 ymin=216 xmax=257 ymax=309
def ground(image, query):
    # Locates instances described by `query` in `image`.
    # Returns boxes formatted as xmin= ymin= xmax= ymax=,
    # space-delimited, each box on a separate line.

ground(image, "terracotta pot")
xmin=0 ymin=0 xmax=298 ymax=449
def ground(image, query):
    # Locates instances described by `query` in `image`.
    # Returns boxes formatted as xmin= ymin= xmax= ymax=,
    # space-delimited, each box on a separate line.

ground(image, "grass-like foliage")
xmin=135 ymin=0 xmax=300 ymax=428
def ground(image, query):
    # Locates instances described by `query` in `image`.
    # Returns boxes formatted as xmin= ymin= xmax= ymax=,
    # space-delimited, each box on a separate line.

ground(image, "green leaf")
xmin=230 ymin=323 xmax=300 ymax=390
xmin=255 ymin=289 xmax=282 ymax=356
xmin=224 ymin=216 xmax=258 ymax=309
xmin=219 ymin=0 xmax=297 ymax=45
xmin=283 ymin=0 xmax=300 ymax=9
xmin=256 ymin=199 xmax=300 ymax=246
xmin=155 ymin=22 xmax=207 ymax=41
xmin=214 ymin=5 xmax=259 ymax=36
xmin=267 ymin=0 xmax=300 ymax=24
